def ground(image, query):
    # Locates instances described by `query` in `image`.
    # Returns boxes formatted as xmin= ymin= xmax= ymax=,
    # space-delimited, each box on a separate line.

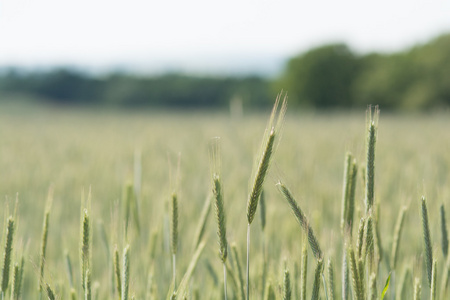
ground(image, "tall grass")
xmin=276 ymin=182 xmax=322 ymax=260
xmin=245 ymin=93 xmax=286 ymax=300
xmin=1 ymin=217 xmax=14 ymax=300
xmin=38 ymin=188 xmax=52 ymax=298
xmin=170 ymin=192 xmax=178 ymax=290
xmin=421 ymin=196 xmax=433 ymax=286
xmin=2 ymin=101 xmax=450 ymax=299
xmin=364 ymin=105 xmax=379 ymax=214
xmin=210 ymin=139 xmax=229 ymax=300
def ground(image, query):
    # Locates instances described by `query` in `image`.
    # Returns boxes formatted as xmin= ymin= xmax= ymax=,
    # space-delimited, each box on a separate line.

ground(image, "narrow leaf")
xmin=381 ymin=272 xmax=391 ymax=300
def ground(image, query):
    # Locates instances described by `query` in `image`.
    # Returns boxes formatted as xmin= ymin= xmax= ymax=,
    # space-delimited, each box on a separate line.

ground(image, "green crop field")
xmin=0 ymin=100 xmax=450 ymax=299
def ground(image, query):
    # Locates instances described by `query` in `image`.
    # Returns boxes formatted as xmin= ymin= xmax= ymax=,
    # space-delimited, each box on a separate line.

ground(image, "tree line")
xmin=1 ymin=33 xmax=449 ymax=110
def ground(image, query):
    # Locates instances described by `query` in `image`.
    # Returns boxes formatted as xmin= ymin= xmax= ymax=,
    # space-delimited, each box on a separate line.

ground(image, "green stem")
xmin=322 ymin=274 xmax=329 ymax=300
xmin=261 ymin=233 xmax=267 ymax=300
xmin=173 ymin=254 xmax=176 ymax=291
xmin=223 ymin=262 xmax=228 ymax=300
xmin=246 ymin=223 xmax=250 ymax=300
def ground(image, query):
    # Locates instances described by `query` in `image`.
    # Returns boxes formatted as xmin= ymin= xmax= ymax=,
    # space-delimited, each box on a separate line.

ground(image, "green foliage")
xmin=276 ymin=44 xmax=359 ymax=107
xmin=0 ymin=70 xmax=271 ymax=108
xmin=354 ymin=35 xmax=450 ymax=109
xmin=2 ymin=34 xmax=450 ymax=109
xmin=381 ymin=272 xmax=391 ymax=300
xmin=278 ymin=33 xmax=450 ymax=109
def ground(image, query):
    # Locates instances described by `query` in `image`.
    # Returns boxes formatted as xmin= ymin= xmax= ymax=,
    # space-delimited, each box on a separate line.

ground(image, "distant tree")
xmin=352 ymin=53 xmax=411 ymax=109
xmin=0 ymin=69 xmax=103 ymax=103
xmin=31 ymin=69 xmax=103 ymax=103
xmin=353 ymin=34 xmax=450 ymax=110
xmin=409 ymin=34 xmax=450 ymax=108
xmin=101 ymin=73 xmax=271 ymax=108
xmin=276 ymin=44 xmax=360 ymax=108
xmin=2 ymin=33 xmax=450 ymax=110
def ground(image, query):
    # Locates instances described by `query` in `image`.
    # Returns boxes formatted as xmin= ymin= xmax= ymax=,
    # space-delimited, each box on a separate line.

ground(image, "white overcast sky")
xmin=1 ymin=0 xmax=450 ymax=74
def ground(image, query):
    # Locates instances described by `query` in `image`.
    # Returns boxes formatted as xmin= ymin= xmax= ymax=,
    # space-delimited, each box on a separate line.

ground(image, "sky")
xmin=1 ymin=0 xmax=450 ymax=75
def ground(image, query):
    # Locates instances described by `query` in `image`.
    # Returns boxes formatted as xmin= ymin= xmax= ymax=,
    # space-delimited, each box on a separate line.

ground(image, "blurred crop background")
xmin=1 ymin=0 xmax=450 ymax=110
xmin=1 ymin=1 xmax=450 ymax=299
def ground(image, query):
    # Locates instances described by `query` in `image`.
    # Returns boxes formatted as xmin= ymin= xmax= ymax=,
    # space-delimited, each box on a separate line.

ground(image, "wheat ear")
xmin=122 ymin=245 xmax=130 ymax=300
xmin=421 ymin=196 xmax=433 ymax=286
xmin=213 ymin=175 xmax=228 ymax=299
xmin=342 ymin=251 xmax=349 ymax=300
xmin=85 ymin=268 xmax=92 ymax=300
xmin=357 ymin=258 xmax=365 ymax=298
xmin=300 ymin=241 xmax=307 ymax=300
xmin=356 ymin=217 xmax=365 ymax=259
xmin=277 ymin=182 xmax=322 ymax=260
xmin=10 ymin=263 xmax=18 ymax=300
xmin=170 ymin=192 xmax=178 ymax=290
xmin=440 ymin=204 xmax=449 ymax=258
xmin=38 ymin=210 xmax=50 ymax=294
xmin=327 ymin=258 xmax=335 ymax=300
xmin=311 ymin=259 xmax=323 ymax=300
xmin=247 ymin=93 xmax=286 ymax=225
xmin=246 ymin=93 xmax=287 ymax=300
xmin=39 ymin=188 xmax=53 ymax=295
xmin=413 ymin=277 xmax=421 ymax=300
xmin=11 ymin=256 xmax=24 ymax=300
xmin=341 ymin=153 xmax=357 ymax=235
xmin=1 ymin=217 xmax=14 ymax=298
xmin=213 ymin=175 xmax=228 ymax=263
xmin=80 ymin=209 xmax=90 ymax=292
xmin=363 ymin=215 xmax=375 ymax=272
xmin=364 ymin=105 xmax=379 ymax=214
xmin=283 ymin=267 xmax=291 ymax=300
xmin=45 ymin=283 xmax=56 ymax=300
xmin=113 ymin=246 xmax=122 ymax=298
xmin=210 ymin=137 xmax=228 ymax=299
xmin=347 ymin=245 xmax=362 ymax=300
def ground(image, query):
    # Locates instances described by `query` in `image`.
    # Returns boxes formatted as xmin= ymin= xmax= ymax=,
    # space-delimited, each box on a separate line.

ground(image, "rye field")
xmin=0 ymin=100 xmax=450 ymax=299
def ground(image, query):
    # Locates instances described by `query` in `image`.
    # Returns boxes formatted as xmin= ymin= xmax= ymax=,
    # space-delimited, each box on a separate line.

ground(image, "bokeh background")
xmin=1 ymin=0 xmax=450 ymax=110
